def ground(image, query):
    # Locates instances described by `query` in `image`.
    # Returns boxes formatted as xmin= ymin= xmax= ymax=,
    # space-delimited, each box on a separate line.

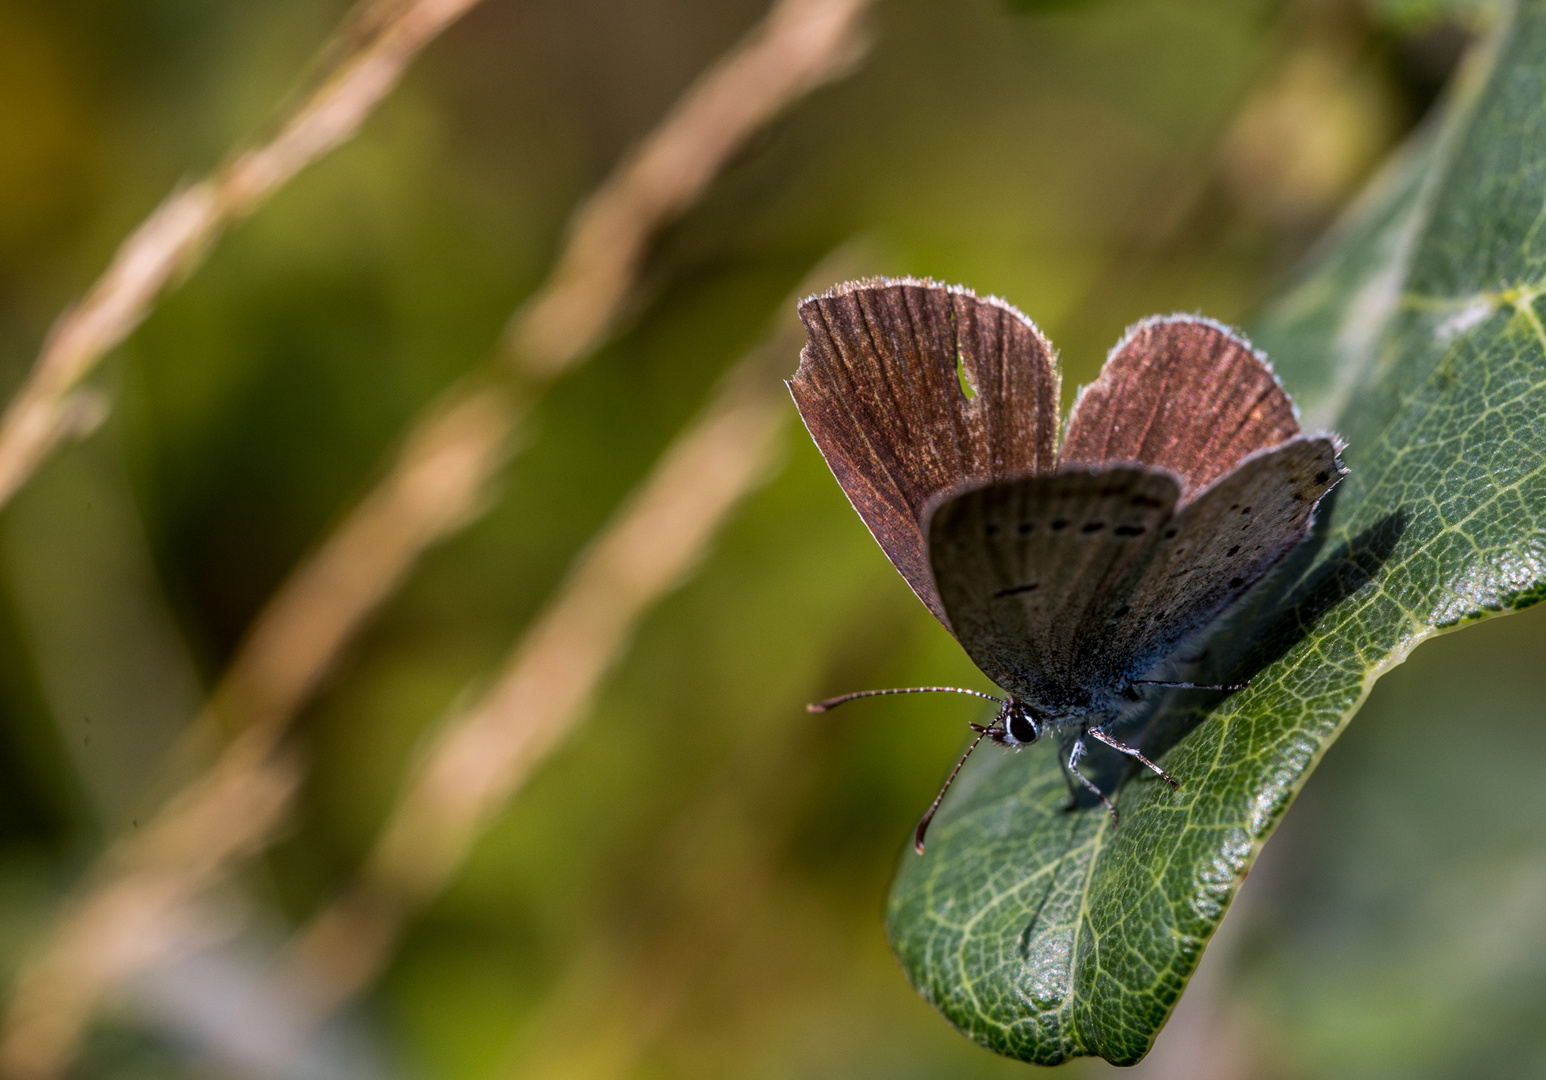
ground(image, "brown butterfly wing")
xmin=790 ymin=279 xmax=1060 ymax=628
xmin=1093 ymin=436 xmax=1346 ymax=688
xmin=925 ymin=467 xmax=1179 ymax=709
xmin=1060 ymin=316 xmax=1301 ymax=498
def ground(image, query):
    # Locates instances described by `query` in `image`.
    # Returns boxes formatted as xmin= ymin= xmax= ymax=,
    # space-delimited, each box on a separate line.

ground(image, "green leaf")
xmin=885 ymin=2 xmax=1546 ymax=1065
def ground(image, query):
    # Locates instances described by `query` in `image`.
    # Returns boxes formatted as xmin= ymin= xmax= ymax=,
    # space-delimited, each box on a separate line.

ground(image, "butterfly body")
xmin=790 ymin=278 xmax=1345 ymax=847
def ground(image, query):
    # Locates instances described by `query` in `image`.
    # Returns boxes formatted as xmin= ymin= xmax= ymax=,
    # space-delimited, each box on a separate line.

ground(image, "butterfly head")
xmin=991 ymin=700 xmax=1041 ymax=747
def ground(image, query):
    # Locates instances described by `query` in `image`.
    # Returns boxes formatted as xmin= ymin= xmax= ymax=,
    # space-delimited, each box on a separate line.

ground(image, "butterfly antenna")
xmin=807 ymin=686 xmax=1004 ymax=713
xmin=914 ymin=727 xmax=993 ymax=855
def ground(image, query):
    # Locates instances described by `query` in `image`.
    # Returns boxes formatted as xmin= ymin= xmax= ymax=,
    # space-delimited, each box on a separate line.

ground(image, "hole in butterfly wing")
xmin=956 ymin=341 xmax=978 ymax=401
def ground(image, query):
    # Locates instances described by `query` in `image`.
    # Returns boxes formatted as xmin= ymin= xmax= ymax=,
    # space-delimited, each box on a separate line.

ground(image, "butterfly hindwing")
xmin=925 ymin=466 xmax=1180 ymax=711
xmin=1060 ymin=316 xmax=1301 ymax=497
xmin=1096 ymin=436 xmax=1346 ymax=686
xmin=790 ymin=279 xmax=1060 ymax=629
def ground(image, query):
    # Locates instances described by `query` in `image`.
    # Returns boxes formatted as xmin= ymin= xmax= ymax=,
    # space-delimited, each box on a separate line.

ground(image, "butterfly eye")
xmin=1006 ymin=708 xmax=1039 ymax=745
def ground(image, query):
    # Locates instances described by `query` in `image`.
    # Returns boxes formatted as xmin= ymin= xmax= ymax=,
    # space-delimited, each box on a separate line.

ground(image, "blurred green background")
xmin=0 ymin=0 xmax=1536 ymax=1077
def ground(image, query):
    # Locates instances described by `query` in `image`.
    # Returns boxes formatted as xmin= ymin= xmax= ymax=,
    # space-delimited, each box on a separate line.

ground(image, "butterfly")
xmin=789 ymin=278 xmax=1345 ymax=852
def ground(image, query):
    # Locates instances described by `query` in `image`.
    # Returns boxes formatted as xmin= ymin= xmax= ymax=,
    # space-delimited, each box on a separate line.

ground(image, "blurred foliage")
xmin=0 ymin=0 xmax=1523 ymax=1078
xmin=1002 ymin=0 xmax=1116 ymax=14
xmin=1377 ymin=0 xmax=1498 ymax=31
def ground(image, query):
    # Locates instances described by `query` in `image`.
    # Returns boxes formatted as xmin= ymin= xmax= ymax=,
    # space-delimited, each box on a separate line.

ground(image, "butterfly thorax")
xmin=999 ymin=686 xmax=1124 ymax=738
xmin=987 ymin=661 xmax=1127 ymax=724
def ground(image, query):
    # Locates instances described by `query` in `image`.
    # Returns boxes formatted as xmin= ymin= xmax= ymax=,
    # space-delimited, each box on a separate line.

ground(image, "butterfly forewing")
xmin=1060 ymin=316 xmax=1300 ymax=498
xmin=790 ymin=280 xmax=1059 ymax=628
xmin=1095 ymin=436 xmax=1346 ymax=686
xmin=925 ymin=467 xmax=1179 ymax=710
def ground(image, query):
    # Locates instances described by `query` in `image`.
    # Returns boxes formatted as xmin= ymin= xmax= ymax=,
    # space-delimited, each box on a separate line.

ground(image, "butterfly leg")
xmin=1066 ymin=735 xmax=1118 ymax=826
xmin=1087 ymin=725 xmax=1180 ymax=789
xmin=1056 ymin=736 xmax=1082 ymax=811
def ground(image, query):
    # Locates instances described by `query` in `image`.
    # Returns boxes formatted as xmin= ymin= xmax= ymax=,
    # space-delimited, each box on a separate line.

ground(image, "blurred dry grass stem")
xmin=210 ymin=383 xmax=511 ymax=748
xmin=506 ymin=0 xmax=872 ymax=374
xmin=0 ymin=0 xmax=488 ymax=513
xmin=0 ymin=735 xmax=300 ymax=1080
xmin=0 ymin=383 xmax=512 ymax=1080
xmin=494 ymin=688 xmax=837 ymax=1080
xmin=0 ymin=1 xmax=874 ymax=1075
xmin=278 ymin=315 xmax=805 ymax=1023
